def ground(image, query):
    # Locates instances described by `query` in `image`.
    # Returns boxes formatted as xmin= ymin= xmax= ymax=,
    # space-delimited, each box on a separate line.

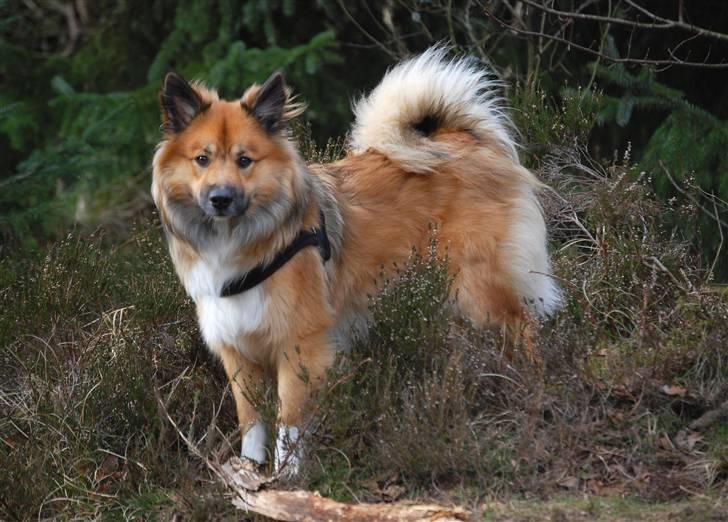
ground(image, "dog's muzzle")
xmin=201 ymin=185 xmax=248 ymax=217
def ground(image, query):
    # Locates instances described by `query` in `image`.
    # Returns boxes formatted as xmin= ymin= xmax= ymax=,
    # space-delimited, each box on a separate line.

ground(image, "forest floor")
xmin=479 ymin=496 xmax=726 ymax=521
xmin=1 ymin=211 xmax=726 ymax=520
xmin=2 ymin=129 xmax=727 ymax=520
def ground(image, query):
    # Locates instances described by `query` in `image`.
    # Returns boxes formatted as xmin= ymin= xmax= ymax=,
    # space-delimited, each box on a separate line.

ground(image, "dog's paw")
xmin=241 ymin=421 xmax=268 ymax=465
xmin=274 ymin=425 xmax=301 ymax=476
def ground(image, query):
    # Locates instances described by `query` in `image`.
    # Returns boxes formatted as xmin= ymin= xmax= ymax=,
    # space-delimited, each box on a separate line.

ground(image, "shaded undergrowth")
xmin=302 ymin=191 xmax=728 ymax=505
xmin=0 ymin=224 xmax=239 ymax=519
xmin=2 ymin=146 xmax=727 ymax=520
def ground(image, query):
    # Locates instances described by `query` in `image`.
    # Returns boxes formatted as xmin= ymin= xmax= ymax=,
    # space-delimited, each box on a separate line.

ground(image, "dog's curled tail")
xmin=350 ymin=47 xmax=518 ymax=173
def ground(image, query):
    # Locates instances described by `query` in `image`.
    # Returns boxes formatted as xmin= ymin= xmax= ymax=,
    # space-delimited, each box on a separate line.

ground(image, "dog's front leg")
xmin=275 ymin=329 xmax=333 ymax=475
xmin=218 ymin=346 xmax=267 ymax=464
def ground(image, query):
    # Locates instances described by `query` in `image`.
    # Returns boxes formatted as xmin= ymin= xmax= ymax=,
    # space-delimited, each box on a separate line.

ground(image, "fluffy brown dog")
xmin=152 ymin=48 xmax=559 ymax=474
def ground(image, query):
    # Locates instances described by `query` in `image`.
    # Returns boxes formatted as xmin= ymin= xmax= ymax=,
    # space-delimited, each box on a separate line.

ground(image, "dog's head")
xmin=152 ymin=72 xmax=308 ymax=249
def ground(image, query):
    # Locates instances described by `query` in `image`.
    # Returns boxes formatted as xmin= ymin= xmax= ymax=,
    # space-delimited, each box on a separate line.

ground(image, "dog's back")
xmin=323 ymin=48 xmax=560 ymax=329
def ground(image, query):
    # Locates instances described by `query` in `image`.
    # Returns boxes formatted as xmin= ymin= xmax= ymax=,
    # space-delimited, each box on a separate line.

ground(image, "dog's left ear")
xmin=245 ymin=71 xmax=304 ymax=134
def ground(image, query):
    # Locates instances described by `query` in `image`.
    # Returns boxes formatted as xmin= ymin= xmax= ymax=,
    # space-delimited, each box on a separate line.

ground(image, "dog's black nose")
xmin=209 ymin=186 xmax=235 ymax=211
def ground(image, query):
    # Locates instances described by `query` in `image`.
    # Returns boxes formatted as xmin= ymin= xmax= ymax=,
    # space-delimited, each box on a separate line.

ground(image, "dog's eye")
xmin=195 ymin=155 xmax=209 ymax=167
xmin=237 ymin=155 xmax=252 ymax=169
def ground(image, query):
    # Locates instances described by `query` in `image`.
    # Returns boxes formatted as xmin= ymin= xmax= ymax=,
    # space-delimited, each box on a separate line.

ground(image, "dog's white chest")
xmin=183 ymin=258 xmax=268 ymax=352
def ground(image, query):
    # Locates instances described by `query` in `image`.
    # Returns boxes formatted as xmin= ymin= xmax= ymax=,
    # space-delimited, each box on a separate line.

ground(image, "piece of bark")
xmin=231 ymin=490 xmax=469 ymax=522
xmin=220 ymin=458 xmax=469 ymax=522
xmin=222 ymin=457 xmax=275 ymax=491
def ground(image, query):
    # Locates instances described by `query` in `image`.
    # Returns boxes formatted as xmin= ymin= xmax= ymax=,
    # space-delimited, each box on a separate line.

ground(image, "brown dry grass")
xmin=1 ymin=95 xmax=727 ymax=519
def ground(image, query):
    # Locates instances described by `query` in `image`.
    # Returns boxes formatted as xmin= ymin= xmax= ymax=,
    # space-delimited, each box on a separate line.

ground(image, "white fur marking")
xmin=241 ymin=421 xmax=268 ymax=464
xmin=197 ymin=288 xmax=267 ymax=350
xmin=274 ymin=425 xmax=301 ymax=476
xmin=506 ymin=187 xmax=561 ymax=316
xmin=181 ymin=245 xmax=268 ymax=352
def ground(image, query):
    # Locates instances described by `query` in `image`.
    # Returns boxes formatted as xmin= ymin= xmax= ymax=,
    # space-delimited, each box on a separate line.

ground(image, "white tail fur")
xmin=350 ymin=47 xmax=518 ymax=173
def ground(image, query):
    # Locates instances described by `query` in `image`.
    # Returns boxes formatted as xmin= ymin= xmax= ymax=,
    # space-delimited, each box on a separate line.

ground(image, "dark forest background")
xmin=1 ymin=0 xmax=727 ymax=277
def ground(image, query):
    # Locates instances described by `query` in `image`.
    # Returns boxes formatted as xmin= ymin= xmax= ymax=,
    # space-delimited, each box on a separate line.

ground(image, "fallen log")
xmin=160 ymin=401 xmax=469 ymax=521
xmin=220 ymin=458 xmax=470 ymax=522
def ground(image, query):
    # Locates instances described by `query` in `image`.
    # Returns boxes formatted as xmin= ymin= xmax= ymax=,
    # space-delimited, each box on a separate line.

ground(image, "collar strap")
xmin=220 ymin=211 xmax=331 ymax=297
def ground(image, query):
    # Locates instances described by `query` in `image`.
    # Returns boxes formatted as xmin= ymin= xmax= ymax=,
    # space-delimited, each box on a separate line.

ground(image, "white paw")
xmin=241 ymin=421 xmax=267 ymax=464
xmin=274 ymin=425 xmax=302 ymax=476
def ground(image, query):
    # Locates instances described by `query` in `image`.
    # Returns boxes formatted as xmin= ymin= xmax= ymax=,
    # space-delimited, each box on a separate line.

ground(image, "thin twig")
xmin=336 ymin=0 xmax=399 ymax=59
xmin=523 ymin=0 xmax=728 ymax=44
xmin=484 ymin=7 xmax=728 ymax=69
xmin=522 ymin=0 xmax=666 ymax=30
xmin=707 ymin=198 xmax=724 ymax=283
xmin=624 ymin=0 xmax=728 ymax=42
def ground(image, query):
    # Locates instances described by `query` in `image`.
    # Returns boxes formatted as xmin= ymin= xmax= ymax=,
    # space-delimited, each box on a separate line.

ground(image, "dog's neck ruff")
xmin=220 ymin=211 xmax=331 ymax=297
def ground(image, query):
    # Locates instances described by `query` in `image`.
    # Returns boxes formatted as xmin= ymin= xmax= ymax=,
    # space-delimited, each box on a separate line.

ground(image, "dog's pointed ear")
xmin=160 ymin=72 xmax=204 ymax=133
xmin=249 ymin=71 xmax=287 ymax=134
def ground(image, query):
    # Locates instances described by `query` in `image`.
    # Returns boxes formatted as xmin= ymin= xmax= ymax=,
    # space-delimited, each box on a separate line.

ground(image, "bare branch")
xmin=45 ymin=0 xmax=81 ymax=56
xmin=224 ymin=466 xmax=471 ymax=522
xmin=484 ymin=7 xmax=728 ymax=69
xmin=521 ymin=0 xmax=728 ymax=44
xmin=521 ymin=0 xmax=672 ymax=30
xmin=624 ymin=0 xmax=728 ymax=42
xmin=336 ymin=0 xmax=400 ymax=59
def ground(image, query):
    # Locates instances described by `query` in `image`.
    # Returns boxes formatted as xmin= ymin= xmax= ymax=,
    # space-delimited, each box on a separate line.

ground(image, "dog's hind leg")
xmin=274 ymin=329 xmax=334 ymax=475
xmin=453 ymin=262 xmax=540 ymax=363
xmin=219 ymin=346 xmax=268 ymax=464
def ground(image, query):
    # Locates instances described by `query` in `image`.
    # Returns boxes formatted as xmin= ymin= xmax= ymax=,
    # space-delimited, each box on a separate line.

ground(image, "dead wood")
xmin=220 ymin=458 xmax=470 ymax=522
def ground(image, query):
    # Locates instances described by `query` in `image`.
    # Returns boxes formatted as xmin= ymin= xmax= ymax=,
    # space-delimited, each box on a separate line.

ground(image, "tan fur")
xmin=152 ymin=58 xmax=556 ymax=467
xmin=318 ymin=129 xmax=537 ymax=352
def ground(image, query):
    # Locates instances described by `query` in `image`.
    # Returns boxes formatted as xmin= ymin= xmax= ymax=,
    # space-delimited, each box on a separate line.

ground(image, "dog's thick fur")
xmin=152 ymin=48 xmax=559 ymax=473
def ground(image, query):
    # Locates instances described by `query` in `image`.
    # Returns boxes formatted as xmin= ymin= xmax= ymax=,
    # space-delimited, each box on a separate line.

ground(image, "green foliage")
xmin=644 ymin=113 xmax=728 ymax=195
xmin=591 ymin=57 xmax=728 ymax=278
xmin=0 ymin=1 xmax=347 ymax=246
xmin=591 ymin=37 xmax=688 ymax=127
xmin=511 ymin=82 xmax=601 ymax=167
xmin=207 ymin=31 xmax=341 ymax=97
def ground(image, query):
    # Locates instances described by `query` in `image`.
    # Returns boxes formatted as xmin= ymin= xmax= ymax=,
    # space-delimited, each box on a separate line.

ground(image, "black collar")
xmin=220 ymin=211 xmax=331 ymax=297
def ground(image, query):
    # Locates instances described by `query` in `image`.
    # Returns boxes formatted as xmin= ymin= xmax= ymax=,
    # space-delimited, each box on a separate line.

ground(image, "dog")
xmin=151 ymin=47 xmax=559 ymax=474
